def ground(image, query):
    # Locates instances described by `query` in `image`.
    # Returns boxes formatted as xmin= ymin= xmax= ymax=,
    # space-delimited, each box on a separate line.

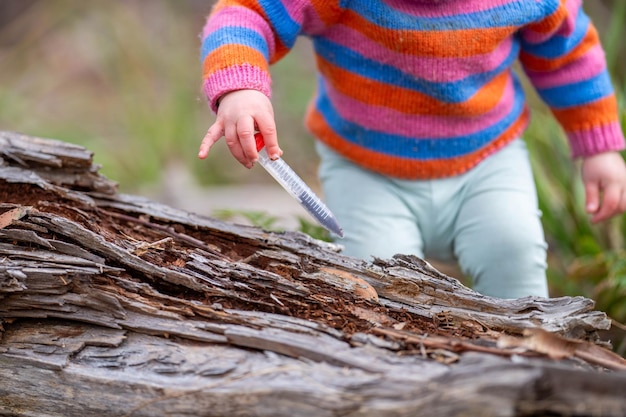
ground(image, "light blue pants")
xmin=316 ymin=139 xmax=549 ymax=299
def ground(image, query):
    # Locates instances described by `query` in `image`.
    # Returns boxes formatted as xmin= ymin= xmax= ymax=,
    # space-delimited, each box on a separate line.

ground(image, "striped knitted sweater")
xmin=201 ymin=0 xmax=625 ymax=179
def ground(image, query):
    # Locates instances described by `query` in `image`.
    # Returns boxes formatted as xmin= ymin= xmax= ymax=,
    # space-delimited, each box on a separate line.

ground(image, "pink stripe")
xmin=325 ymin=25 xmax=514 ymax=82
xmin=203 ymin=65 xmax=271 ymax=112
xmin=522 ymin=0 xmax=581 ymax=44
xmin=326 ymin=76 xmax=517 ymax=138
xmin=525 ymin=44 xmax=606 ymax=89
xmin=383 ymin=0 xmax=519 ymax=17
xmin=202 ymin=7 xmax=276 ymax=57
xmin=568 ymin=122 xmax=626 ymax=157
xmin=281 ymin=2 xmax=327 ymax=34
xmin=555 ymin=0 xmax=582 ymax=38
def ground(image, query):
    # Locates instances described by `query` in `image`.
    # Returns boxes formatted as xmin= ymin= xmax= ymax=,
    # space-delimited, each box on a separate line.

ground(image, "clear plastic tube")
xmin=255 ymin=140 xmax=344 ymax=237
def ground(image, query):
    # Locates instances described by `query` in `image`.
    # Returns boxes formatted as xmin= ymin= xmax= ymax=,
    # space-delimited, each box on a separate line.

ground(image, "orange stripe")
xmin=525 ymin=0 xmax=568 ymax=34
xmin=203 ymin=45 xmax=268 ymax=78
xmin=519 ymin=25 xmax=599 ymax=71
xmin=310 ymin=0 xmax=342 ymax=26
xmin=306 ymin=106 xmax=529 ymax=179
xmin=271 ymin=42 xmax=290 ymax=63
xmin=317 ymin=56 xmax=509 ymax=116
xmin=341 ymin=10 xmax=517 ymax=58
xmin=212 ymin=0 xmax=257 ymax=13
xmin=552 ymin=96 xmax=619 ymax=131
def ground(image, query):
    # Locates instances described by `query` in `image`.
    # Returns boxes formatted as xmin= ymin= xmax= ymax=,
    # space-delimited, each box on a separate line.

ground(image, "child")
xmin=198 ymin=0 xmax=626 ymax=299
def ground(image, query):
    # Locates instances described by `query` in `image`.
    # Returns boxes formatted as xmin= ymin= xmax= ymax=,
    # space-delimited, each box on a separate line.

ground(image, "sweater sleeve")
xmin=519 ymin=0 xmax=625 ymax=157
xmin=200 ymin=0 xmax=342 ymax=112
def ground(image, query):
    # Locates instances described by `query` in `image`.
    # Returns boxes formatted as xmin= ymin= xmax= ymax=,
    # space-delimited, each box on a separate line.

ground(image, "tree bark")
xmin=1 ymin=131 xmax=625 ymax=417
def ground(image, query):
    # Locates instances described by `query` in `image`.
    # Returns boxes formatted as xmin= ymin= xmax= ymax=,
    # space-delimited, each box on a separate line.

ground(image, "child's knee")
xmin=454 ymin=224 xmax=548 ymax=298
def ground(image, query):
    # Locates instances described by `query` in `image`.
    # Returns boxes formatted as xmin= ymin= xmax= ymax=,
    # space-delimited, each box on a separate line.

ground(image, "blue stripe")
xmin=538 ymin=71 xmax=614 ymax=109
xmin=201 ymin=27 xmax=269 ymax=62
xmin=521 ymin=10 xmax=589 ymax=59
xmin=257 ymin=0 xmax=300 ymax=49
xmin=315 ymin=77 xmax=527 ymax=160
xmin=347 ymin=0 xmax=548 ymax=31
xmin=314 ymin=38 xmax=520 ymax=103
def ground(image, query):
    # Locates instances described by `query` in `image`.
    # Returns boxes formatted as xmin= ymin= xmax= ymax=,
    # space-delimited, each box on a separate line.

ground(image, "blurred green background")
xmin=0 ymin=0 xmax=319 ymax=190
xmin=1 ymin=1 xmax=625 ymax=345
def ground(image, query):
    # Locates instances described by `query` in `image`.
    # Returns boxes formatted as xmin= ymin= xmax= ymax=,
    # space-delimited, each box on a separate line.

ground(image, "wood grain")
xmin=1 ymin=130 xmax=625 ymax=416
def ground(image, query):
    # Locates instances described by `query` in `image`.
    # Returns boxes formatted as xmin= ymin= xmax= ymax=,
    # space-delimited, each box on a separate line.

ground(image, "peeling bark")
xmin=1 ymin=131 xmax=625 ymax=417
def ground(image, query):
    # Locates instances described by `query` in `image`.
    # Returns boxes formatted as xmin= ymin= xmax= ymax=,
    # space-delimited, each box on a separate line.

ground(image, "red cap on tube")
xmin=254 ymin=133 xmax=265 ymax=152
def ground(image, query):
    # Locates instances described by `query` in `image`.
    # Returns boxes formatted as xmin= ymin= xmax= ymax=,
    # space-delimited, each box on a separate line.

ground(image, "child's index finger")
xmin=198 ymin=123 xmax=224 ymax=159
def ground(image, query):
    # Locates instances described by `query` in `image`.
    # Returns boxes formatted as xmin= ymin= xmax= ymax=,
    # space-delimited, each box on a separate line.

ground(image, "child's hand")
xmin=198 ymin=89 xmax=282 ymax=168
xmin=581 ymin=151 xmax=626 ymax=223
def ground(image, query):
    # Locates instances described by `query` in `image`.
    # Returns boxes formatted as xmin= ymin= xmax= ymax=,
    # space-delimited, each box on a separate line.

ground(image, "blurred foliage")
xmin=0 ymin=1 xmax=213 ymax=188
xmin=213 ymin=209 xmax=281 ymax=232
xmin=1 ymin=1 xmax=625 ymax=336
xmin=524 ymin=2 xmax=626 ymax=337
xmin=214 ymin=208 xmax=332 ymax=242
xmin=0 ymin=0 xmax=316 ymax=193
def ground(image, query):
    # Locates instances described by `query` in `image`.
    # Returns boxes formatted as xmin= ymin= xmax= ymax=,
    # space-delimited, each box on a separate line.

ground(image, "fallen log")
xmin=0 ymin=130 xmax=625 ymax=417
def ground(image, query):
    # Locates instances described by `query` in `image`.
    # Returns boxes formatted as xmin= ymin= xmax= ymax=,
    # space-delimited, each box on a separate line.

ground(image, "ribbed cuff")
xmin=568 ymin=121 xmax=626 ymax=158
xmin=202 ymin=64 xmax=272 ymax=112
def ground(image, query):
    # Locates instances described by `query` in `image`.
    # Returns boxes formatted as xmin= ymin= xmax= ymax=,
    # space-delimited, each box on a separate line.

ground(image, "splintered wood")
xmin=1 ymin=131 xmax=625 ymax=417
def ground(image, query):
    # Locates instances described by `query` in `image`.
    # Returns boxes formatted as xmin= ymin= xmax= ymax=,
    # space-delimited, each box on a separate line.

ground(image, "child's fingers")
xmin=236 ymin=115 xmax=259 ymax=164
xmin=592 ymin=184 xmax=623 ymax=223
xmin=581 ymin=151 xmax=626 ymax=223
xmin=255 ymin=113 xmax=281 ymax=160
xmin=198 ymin=122 xmax=224 ymax=159
xmin=584 ymin=181 xmax=600 ymax=215
xmin=224 ymin=123 xmax=252 ymax=168
xmin=200 ymin=90 xmax=278 ymax=168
